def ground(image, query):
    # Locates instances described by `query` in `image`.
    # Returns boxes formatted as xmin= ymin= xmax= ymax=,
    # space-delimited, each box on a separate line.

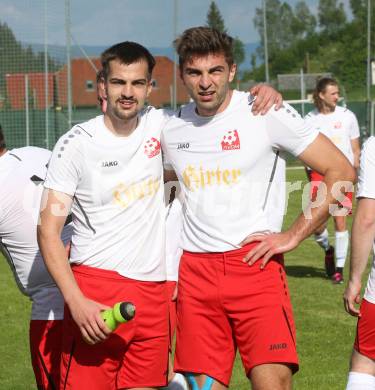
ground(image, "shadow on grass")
xmin=286 ymin=265 xmax=327 ymax=279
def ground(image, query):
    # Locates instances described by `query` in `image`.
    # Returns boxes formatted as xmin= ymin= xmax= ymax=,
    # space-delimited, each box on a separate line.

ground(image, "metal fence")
xmin=0 ymin=1 xmax=373 ymax=151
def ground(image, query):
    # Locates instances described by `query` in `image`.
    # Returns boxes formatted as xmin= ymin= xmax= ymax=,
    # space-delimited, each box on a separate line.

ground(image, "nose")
xmin=120 ymin=84 xmax=134 ymax=99
xmin=199 ymin=74 xmax=212 ymax=90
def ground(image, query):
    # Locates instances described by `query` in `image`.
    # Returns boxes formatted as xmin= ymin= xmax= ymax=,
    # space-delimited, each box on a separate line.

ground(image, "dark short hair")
xmin=313 ymin=77 xmax=339 ymax=111
xmin=174 ymin=26 xmax=234 ymax=70
xmin=0 ymin=124 xmax=5 ymax=150
xmin=101 ymin=41 xmax=155 ymax=80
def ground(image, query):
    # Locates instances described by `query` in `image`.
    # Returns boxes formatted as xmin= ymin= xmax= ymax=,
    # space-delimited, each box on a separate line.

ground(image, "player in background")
xmin=96 ymin=69 xmax=107 ymax=113
xmin=162 ymin=27 xmax=356 ymax=390
xmin=0 ymin=126 xmax=72 ymax=389
xmin=305 ymin=77 xmax=360 ymax=284
xmin=343 ymin=136 xmax=375 ymax=390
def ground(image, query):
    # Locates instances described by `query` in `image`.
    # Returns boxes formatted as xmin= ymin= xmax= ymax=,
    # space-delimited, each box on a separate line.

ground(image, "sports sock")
xmin=335 ymin=230 xmax=349 ymax=269
xmin=346 ymin=371 xmax=375 ymax=390
xmin=314 ymin=229 xmax=330 ymax=251
xmin=168 ymin=373 xmax=188 ymax=390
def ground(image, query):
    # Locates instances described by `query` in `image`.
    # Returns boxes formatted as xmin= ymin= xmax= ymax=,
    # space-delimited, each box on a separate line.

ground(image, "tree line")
xmin=0 ymin=21 xmax=59 ymax=96
xmin=207 ymin=0 xmax=374 ymax=91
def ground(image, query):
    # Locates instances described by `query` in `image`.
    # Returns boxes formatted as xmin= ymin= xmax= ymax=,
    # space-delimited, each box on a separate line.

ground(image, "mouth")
xmin=118 ymin=99 xmax=137 ymax=109
xmin=198 ymin=91 xmax=215 ymax=102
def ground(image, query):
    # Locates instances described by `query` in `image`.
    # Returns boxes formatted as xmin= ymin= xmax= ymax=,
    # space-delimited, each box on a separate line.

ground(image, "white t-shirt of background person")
xmin=165 ymin=194 xmax=183 ymax=281
xmin=44 ymin=108 xmax=168 ymax=281
xmin=356 ymin=136 xmax=375 ymax=304
xmin=0 ymin=147 xmax=72 ymax=320
xmin=162 ymin=90 xmax=319 ymax=253
xmin=305 ymin=106 xmax=360 ymax=165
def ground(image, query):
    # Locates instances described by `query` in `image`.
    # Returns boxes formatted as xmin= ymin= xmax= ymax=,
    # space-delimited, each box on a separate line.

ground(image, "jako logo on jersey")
xmin=177 ymin=142 xmax=190 ymax=150
xmin=144 ymin=137 xmax=161 ymax=158
xmin=102 ymin=160 xmax=118 ymax=168
xmin=221 ymin=130 xmax=240 ymax=150
xmin=334 ymin=122 xmax=342 ymax=129
xmin=269 ymin=343 xmax=287 ymax=351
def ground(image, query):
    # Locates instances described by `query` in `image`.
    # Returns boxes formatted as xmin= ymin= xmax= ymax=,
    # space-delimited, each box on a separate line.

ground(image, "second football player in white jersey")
xmin=0 ymin=133 xmax=72 ymax=389
xmin=162 ymin=27 xmax=355 ymax=390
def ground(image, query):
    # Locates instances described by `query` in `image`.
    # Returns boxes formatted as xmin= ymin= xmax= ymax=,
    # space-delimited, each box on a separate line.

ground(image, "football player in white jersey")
xmin=0 ymin=127 xmax=72 ymax=389
xmin=305 ymin=77 xmax=360 ymax=284
xmin=343 ymin=137 xmax=375 ymax=390
xmin=38 ymin=42 xmax=174 ymax=389
xmin=161 ymin=27 xmax=355 ymax=390
xmin=38 ymin=40 xmax=281 ymax=389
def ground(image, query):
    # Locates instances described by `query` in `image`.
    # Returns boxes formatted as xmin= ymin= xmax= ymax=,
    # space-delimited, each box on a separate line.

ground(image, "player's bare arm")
xmin=351 ymin=137 xmax=361 ymax=170
xmin=343 ymin=197 xmax=375 ymax=316
xmin=250 ymin=83 xmax=283 ymax=115
xmin=242 ymin=133 xmax=356 ymax=267
xmin=37 ymin=189 xmax=111 ymax=344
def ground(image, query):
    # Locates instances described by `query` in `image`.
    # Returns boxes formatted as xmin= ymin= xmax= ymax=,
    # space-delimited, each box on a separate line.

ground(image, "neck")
xmin=197 ymin=90 xmax=233 ymax=117
xmin=320 ymin=104 xmax=335 ymax=115
xmin=103 ymin=114 xmax=139 ymax=137
xmin=0 ymin=148 xmax=7 ymax=157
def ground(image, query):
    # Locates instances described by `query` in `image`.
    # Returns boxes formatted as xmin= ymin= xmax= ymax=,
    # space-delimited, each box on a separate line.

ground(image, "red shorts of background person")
xmin=174 ymin=243 xmax=298 ymax=386
xmin=308 ymin=170 xmax=353 ymax=212
xmin=29 ymin=319 xmax=63 ymax=390
xmin=354 ymin=299 xmax=375 ymax=360
xmin=60 ymin=265 xmax=169 ymax=390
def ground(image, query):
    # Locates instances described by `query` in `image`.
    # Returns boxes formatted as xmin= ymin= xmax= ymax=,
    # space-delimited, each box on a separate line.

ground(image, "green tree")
xmin=254 ymin=0 xmax=300 ymax=61
xmin=233 ymin=38 xmax=245 ymax=68
xmin=206 ymin=1 xmax=226 ymax=33
xmin=349 ymin=0 xmax=367 ymax=20
xmin=318 ymin=0 xmax=347 ymax=36
xmin=292 ymin=1 xmax=317 ymax=38
xmin=0 ymin=21 xmax=59 ymax=98
xmin=205 ymin=1 xmax=245 ymax=69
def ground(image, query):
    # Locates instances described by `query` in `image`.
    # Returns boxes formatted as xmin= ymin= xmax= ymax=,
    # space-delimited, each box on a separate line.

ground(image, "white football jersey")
xmin=305 ymin=106 xmax=360 ymax=165
xmin=162 ymin=90 xmax=318 ymax=253
xmin=0 ymin=147 xmax=72 ymax=320
xmin=44 ymin=108 xmax=169 ymax=281
xmin=356 ymin=136 xmax=375 ymax=303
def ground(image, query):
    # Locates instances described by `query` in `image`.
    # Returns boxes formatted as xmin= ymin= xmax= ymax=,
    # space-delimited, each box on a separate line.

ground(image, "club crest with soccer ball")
xmin=144 ymin=137 xmax=161 ymax=158
xmin=221 ymin=130 xmax=241 ymax=151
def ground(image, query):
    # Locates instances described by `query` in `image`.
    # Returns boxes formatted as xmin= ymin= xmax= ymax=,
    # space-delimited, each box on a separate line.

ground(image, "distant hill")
xmin=26 ymin=42 xmax=259 ymax=72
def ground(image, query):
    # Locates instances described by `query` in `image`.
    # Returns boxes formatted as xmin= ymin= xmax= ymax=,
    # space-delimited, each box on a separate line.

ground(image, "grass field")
xmin=0 ymin=168 xmax=369 ymax=389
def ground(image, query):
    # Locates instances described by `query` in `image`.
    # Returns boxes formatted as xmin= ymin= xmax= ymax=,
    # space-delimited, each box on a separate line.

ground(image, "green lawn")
xmin=0 ymin=168 xmax=368 ymax=389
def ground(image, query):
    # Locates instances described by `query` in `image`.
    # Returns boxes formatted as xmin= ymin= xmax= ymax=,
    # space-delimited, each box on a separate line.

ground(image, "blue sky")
xmin=0 ymin=0 xmax=352 ymax=47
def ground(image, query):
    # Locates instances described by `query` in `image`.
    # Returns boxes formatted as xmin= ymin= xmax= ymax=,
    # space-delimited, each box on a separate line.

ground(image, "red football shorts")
xmin=166 ymin=281 xmax=177 ymax=351
xmin=29 ymin=320 xmax=63 ymax=390
xmin=308 ymin=170 xmax=353 ymax=212
xmin=174 ymin=244 xmax=298 ymax=386
xmin=60 ymin=265 xmax=169 ymax=390
xmin=354 ymin=299 xmax=375 ymax=359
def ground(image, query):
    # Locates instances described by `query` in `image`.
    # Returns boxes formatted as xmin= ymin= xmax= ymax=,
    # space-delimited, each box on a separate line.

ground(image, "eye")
xmin=186 ymin=69 xmax=200 ymax=76
xmin=110 ymin=79 xmax=124 ymax=85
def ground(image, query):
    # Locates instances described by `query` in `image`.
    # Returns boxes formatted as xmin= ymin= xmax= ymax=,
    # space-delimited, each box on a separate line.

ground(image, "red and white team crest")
xmin=334 ymin=122 xmax=342 ymax=129
xmin=144 ymin=137 xmax=161 ymax=158
xmin=221 ymin=130 xmax=240 ymax=150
